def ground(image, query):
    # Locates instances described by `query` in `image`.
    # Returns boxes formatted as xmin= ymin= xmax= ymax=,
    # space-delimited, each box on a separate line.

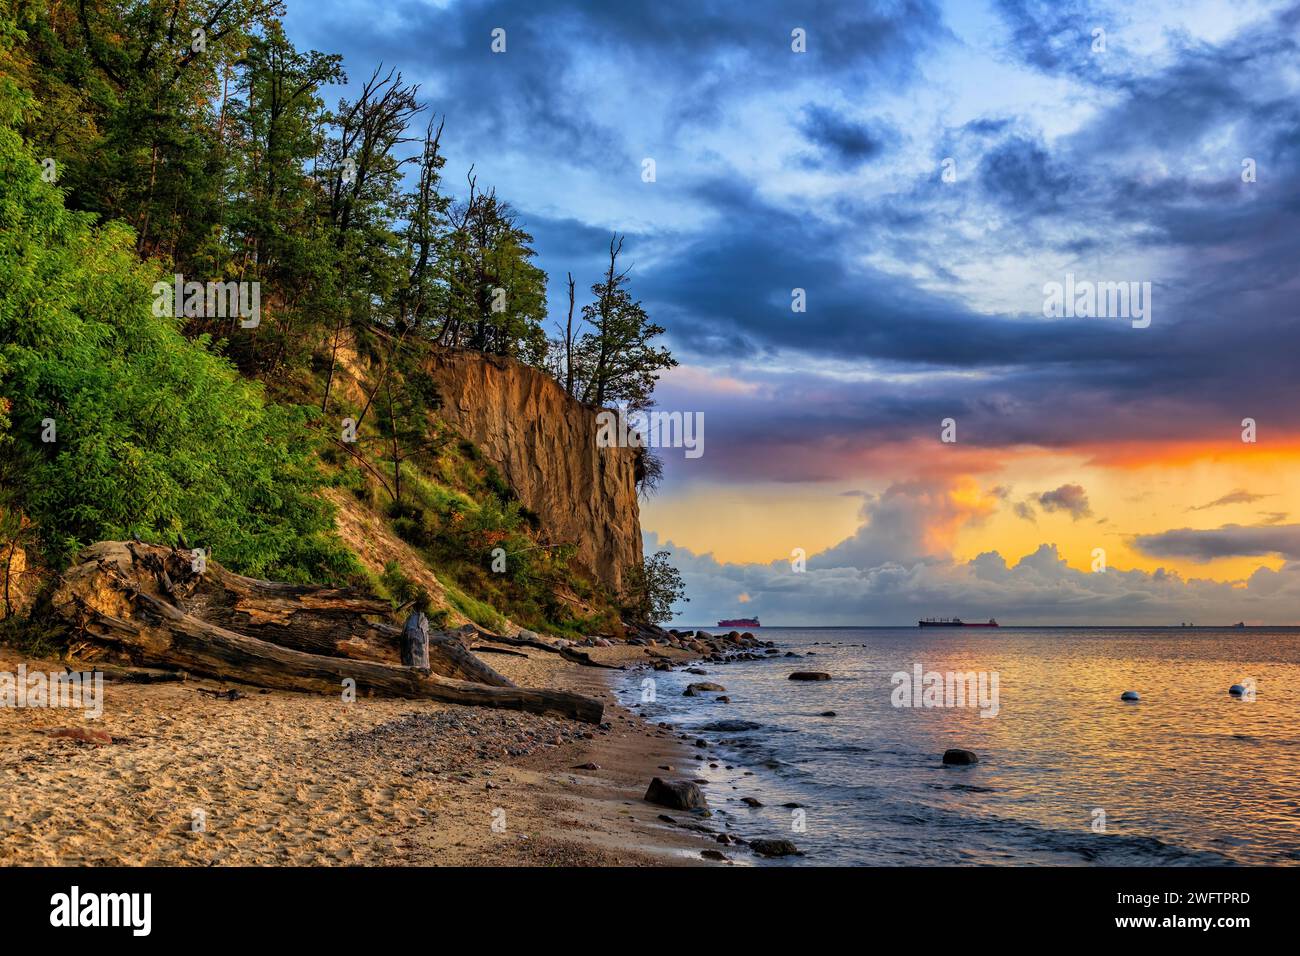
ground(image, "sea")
xmin=613 ymin=626 xmax=1300 ymax=865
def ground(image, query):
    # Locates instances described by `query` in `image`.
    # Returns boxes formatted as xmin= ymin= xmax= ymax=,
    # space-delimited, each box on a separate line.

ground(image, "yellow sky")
xmin=643 ymin=445 xmax=1299 ymax=581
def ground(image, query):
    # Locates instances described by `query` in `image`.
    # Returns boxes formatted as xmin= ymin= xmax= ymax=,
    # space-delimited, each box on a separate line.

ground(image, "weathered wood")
xmin=68 ymin=542 xmax=511 ymax=686
xmin=401 ymin=611 xmax=431 ymax=670
xmin=48 ymin=542 xmax=604 ymax=723
xmin=467 ymin=625 xmax=624 ymax=670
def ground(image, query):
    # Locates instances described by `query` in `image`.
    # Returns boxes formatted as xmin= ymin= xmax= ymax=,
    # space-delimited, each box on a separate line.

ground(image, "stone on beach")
xmin=942 ymin=748 xmax=979 ymax=766
xmin=645 ymin=777 xmax=708 ymax=811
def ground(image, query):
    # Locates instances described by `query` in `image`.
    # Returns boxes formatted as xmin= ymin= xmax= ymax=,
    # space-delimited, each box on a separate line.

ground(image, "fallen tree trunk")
xmin=465 ymin=625 xmax=624 ymax=670
xmin=79 ymin=542 xmax=511 ymax=686
xmin=48 ymin=542 xmax=603 ymax=723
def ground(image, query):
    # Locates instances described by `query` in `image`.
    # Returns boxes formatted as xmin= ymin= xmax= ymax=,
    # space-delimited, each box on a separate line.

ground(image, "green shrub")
xmin=0 ymin=124 xmax=355 ymax=583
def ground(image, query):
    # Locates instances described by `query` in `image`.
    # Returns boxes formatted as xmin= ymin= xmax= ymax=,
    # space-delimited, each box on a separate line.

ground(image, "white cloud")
xmin=649 ymin=531 xmax=1300 ymax=626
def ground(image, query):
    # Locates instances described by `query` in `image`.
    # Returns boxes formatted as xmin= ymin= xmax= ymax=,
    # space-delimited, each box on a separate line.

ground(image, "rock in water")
xmin=788 ymin=672 xmax=831 ymax=681
xmin=684 ymin=682 xmax=726 ymax=696
xmin=644 ymin=777 xmax=708 ymax=811
xmin=741 ymin=797 xmax=764 ymax=807
xmin=749 ymin=838 xmax=801 ymax=857
xmin=1229 ymin=684 xmax=1247 ymax=696
xmin=942 ymin=748 xmax=979 ymax=766
xmin=1120 ymin=690 xmax=1141 ymax=702
xmin=699 ymin=720 xmax=763 ymax=732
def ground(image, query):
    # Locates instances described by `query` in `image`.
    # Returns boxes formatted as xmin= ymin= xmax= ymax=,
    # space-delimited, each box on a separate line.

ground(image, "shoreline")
xmin=0 ymin=642 xmax=733 ymax=866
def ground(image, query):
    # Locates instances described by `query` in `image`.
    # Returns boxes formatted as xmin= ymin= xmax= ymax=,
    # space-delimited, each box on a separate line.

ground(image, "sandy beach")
xmin=0 ymin=643 xmax=726 ymax=866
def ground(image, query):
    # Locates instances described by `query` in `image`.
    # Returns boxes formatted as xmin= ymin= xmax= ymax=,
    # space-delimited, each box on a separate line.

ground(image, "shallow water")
xmin=615 ymin=627 xmax=1300 ymax=865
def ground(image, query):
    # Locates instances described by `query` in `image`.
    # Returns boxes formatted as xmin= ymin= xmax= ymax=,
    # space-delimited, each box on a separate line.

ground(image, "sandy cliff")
xmin=422 ymin=347 xmax=642 ymax=595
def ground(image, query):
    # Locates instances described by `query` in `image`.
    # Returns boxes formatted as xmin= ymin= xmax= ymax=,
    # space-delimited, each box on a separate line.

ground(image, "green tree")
xmin=620 ymin=550 xmax=688 ymax=625
xmin=0 ymin=110 xmax=353 ymax=582
xmin=438 ymin=178 xmax=548 ymax=363
xmin=573 ymin=236 xmax=677 ymax=409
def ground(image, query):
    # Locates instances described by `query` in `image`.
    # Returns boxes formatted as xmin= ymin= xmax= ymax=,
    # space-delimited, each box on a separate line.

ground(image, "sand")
xmin=0 ymin=643 xmax=726 ymax=866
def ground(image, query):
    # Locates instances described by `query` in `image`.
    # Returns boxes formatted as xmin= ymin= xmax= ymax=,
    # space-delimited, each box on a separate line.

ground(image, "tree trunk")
xmin=48 ymin=542 xmax=603 ymax=724
xmin=401 ymin=611 xmax=430 ymax=669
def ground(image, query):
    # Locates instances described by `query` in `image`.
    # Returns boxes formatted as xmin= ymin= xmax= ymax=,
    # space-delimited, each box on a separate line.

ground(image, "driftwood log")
xmin=48 ymin=542 xmax=603 ymax=724
xmin=463 ymin=625 xmax=625 ymax=670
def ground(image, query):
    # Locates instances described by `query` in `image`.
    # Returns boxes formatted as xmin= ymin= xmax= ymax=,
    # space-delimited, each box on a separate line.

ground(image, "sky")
xmin=285 ymin=0 xmax=1300 ymax=625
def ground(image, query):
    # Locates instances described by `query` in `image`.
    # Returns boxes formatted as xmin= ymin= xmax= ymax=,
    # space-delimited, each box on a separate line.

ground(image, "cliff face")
xmin=422 ymin=348 xmax=642 ymax=595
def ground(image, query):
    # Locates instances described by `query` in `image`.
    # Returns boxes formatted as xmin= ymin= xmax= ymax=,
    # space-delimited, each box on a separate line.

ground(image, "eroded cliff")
xmin=422 ymin=347 xmax=642 ymax=596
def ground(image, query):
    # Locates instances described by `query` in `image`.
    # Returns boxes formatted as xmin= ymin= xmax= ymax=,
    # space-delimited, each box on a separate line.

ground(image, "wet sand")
xmin=0 ymin=644 xmax=723 ymax=866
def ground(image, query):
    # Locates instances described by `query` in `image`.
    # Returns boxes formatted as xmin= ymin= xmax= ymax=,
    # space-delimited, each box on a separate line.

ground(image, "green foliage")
xmin=0 ymin=122 xmax=354 ymax=582
xmin=621 ymin=550 xmax=689 ymax=625
xmin=440 ymin=576 xmax=506 ymax=632
xmin=378 ymin=560 xmax=432 ymax=614
xmin=568 ymin=237 xmax=678 ymax=410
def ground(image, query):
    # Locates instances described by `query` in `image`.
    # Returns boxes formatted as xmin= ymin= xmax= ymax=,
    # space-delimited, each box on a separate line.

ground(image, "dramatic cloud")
xmin=1132 ymin=524 xmax=1300 ymax=562
xmin=652 ymin=530 xmax=1300 ymax=626
xmin=810 ymin=479 xmax=997 ymax=570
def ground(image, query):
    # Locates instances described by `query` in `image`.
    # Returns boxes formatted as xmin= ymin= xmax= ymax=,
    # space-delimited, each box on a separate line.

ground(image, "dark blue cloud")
xmin=797 ymin=105 xmax=894 ymax=169
xmin=978 ymin=135 xmax=1074 ymax=212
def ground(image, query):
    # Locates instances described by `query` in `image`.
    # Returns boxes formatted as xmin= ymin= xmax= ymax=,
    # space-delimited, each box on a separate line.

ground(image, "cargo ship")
xmin=918 ymin=617 xmax=998 ymax=628
xmin=717 ymin=618 xmax=760 ymax=628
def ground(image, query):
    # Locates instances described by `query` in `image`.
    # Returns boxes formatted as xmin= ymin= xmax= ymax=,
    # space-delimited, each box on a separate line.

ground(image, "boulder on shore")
xmin=788 ymin=672 xmax=831 ymax=681
xmin=645 ymin=777 xmax=708 ymax=811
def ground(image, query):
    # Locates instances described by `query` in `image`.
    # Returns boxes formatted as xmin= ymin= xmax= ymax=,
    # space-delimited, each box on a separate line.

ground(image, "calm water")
xmin=615 ymin=627 xmax=1300 ymax=865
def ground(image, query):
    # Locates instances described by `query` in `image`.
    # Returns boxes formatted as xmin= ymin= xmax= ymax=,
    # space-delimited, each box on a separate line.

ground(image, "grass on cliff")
xmin=320 ymin=415 xmax=618 ymax=638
